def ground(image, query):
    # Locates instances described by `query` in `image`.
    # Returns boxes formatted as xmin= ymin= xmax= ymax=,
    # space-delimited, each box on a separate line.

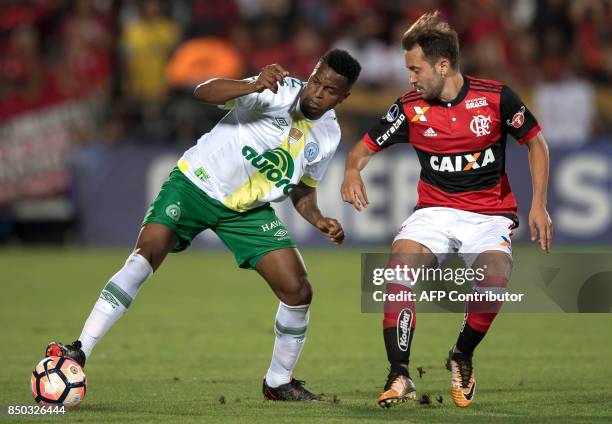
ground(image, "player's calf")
xmin=264 ymin=302 xmax=310 ymax=388
xmin=378 ymin=256 xmax=418 ymax=408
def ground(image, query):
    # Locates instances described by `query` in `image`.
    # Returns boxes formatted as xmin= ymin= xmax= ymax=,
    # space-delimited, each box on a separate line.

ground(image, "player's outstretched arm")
xmin=525 ymin=132 xmax=553 ymax=253
xmin=341 ymin=139 xmax=376 ymax=211
xmin=193 ymin=64 xmax=290 ymax=105
xmin=290 ymin=182 xmax=344 ymax=244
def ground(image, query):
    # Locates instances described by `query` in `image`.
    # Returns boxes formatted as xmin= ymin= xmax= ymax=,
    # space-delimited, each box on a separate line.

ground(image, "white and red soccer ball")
xmin=31 ymin=356 xmax=87 ymax=408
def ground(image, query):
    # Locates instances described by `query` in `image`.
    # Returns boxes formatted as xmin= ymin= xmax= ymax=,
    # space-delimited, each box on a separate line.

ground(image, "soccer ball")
xmin=30 ymin=356 xmax=87 ymax=408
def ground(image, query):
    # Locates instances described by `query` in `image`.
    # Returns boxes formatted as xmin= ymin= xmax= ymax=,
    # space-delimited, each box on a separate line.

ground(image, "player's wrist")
xmin=343 ymin=168 xmax=361 ymax=178
xmin=246 ymin=78 xmax=263 ymax=94
xmin=530 ymin=200 xmax=547 ymax=209
xmin=313 ymin=215 xmax=327 ymax=229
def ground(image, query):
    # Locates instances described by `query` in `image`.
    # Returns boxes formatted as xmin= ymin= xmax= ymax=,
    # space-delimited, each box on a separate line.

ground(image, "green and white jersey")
xmin=178 ymin=77 xmax=341 ymax=212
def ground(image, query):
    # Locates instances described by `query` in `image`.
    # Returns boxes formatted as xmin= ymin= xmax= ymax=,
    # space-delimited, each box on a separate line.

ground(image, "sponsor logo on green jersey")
xmin=242 ymin=146 xmax=297 ymax=194
xmin=194 ymin=166 xmax=209 ymax=181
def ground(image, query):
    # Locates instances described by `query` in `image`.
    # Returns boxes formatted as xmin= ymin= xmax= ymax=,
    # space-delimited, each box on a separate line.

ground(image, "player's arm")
xmin=341 ymin=99 xmax=410 ymax=211
xmin=525 ymin=132 xmax=553 ymax=252
xmin=193 ymin=64 xmax=289 ymax=105
xmin=290 ymin=182 xmax=344 ymax=245
xmin=500 ymin=85 xmax=552 ymax=252
xmin=341 ymin=140 xmax=376 ymax=211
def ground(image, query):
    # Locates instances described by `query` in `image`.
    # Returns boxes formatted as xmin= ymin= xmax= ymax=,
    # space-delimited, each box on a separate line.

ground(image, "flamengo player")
xmin=46 ymin=50 xmax=361 ymax=401
xmin=341 ymin=13 xmax=552 ymax=408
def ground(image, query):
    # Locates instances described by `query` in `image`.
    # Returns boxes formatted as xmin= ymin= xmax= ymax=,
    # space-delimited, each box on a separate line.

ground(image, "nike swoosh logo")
xmin=42 ymin=358 xmax=56 ymax=390
xmin=463 ymin=381 xmax=476 ymax=401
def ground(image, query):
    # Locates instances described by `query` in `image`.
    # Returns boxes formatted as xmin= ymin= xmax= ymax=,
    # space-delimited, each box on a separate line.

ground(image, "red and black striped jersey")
xmin=362 ymin=75 xmax=542 ymax=224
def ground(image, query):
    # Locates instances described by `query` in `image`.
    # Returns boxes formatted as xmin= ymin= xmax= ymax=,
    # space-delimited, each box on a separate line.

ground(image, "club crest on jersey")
xmin=304 ymin=142 xmax=319 ymax=162
xmin=430 ymin=147 xmax=495 ymax=172
xmin=412 ymin=106 xmax=429 ymax=122
xmin=470 ymin=115 xmax=492 ymax=137
xmin=465 ymin=96 xmax=488 ymax=110
xmin=506 ymin=105 xmax=525 ymax=129
xmin=288 ymin=127 xmax=303 ymax=144
xmin=385 ymin=103 xmax=400 ymax=122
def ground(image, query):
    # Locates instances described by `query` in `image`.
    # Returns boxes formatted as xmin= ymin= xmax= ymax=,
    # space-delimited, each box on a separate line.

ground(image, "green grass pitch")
xmin=1 ymin=247 xmax=611 ymax=423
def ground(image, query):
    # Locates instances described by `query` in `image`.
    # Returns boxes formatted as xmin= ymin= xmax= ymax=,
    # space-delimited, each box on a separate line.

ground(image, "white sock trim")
xmin=266 ymin=301 xmax=310 ymax=388
xmin=78 ymin=252 xmax=153 ymax=358
xmin=265 ymin=369 xmax=292 ymax=388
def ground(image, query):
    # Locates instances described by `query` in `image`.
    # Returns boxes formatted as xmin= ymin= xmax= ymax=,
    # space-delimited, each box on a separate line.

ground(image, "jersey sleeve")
xmin=301 ymin=124 xmax=340 ymax=188
xmin=219 ymin=77 xmax=275 ymax=111
xmin=500 ymin=85 xmax=541 ymax=144
xmin=362 ymin=99 xmax=410 ymax=152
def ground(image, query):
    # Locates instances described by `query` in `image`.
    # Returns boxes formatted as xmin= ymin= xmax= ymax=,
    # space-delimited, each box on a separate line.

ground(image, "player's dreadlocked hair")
xmin=402 ymin=11 xmax=460 ymax=69
xmin=320 ymin=49 xmax=361 ymax=86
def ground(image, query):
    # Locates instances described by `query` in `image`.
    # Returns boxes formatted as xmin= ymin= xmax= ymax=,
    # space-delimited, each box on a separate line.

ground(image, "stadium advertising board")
xmin=74 ymin=143 xmax=611 ymax=246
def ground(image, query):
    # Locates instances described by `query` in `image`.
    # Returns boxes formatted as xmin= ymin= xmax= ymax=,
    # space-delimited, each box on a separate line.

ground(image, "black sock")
xmin=390 ymin=362 xmax=410 ymax=377
xmin=383 ymin=326 xmax=414 ymax=375
xmin=456 ymin=323 xmax=485 ymax=355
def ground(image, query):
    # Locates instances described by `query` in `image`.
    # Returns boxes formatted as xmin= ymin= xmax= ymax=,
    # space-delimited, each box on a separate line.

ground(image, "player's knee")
xmin=474 ymin=251 xmax=512 ymax=279
xmin=134 ymin=224 xmax=177 ymax=271
xmin=134 ymin=233 xmax=176 ymax=271
xmin=132 ymin=245 xmax=161 ymax=271
xmin=298 ymin=277 xmax=313 ymax=305
xmin=391 ymin=240 xmax=438 ymax=267
xmin=281 ymin=274 xmax=312 ymax=306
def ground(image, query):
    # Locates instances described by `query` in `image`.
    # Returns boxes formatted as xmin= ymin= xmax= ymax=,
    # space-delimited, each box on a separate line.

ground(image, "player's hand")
xmin=341 ymin=170 xmax=369 ymax=211
xmin=529 ymin=205 xmax=552 ymax=253
xmin=252 ymin=64 xmax=289 ymax=94
xmin=315 ymin=217 xmax=345 ymax=245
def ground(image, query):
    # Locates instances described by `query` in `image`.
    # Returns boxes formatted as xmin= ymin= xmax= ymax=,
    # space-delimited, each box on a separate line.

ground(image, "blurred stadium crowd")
xmin=1 ymin=0 xmax=611 ymax=145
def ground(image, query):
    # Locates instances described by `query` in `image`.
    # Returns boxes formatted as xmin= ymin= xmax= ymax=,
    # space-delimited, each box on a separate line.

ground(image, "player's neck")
xmin=438 ymin=72 xmax=464 ymax=103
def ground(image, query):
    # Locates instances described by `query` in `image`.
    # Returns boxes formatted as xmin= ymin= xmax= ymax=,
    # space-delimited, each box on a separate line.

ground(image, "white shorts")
xmin=393 ymin=207 xmax=515 ymax=267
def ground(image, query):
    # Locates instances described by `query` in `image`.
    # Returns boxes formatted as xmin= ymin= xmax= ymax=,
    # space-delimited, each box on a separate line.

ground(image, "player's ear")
xmin=336 ymin=91 xmax=351 ymax=105
xmin=438 ymin=58 xmax=450 ymax=77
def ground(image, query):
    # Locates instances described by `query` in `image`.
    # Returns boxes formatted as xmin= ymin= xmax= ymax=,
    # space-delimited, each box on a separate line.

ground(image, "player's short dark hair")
xmin=320 ymin=49 xmax=361 ymax=86
xmin=402 ymin=11 xmax=460 ymax=69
